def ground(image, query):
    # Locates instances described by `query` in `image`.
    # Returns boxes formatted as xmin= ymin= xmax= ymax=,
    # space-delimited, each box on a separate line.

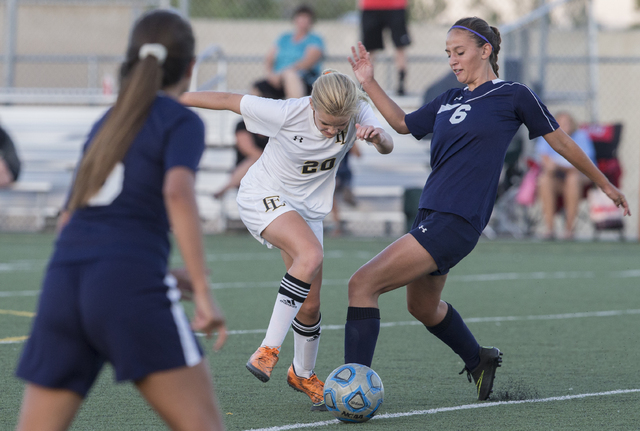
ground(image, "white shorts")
xmin=236 ymin=188 xmax=324 ymax=249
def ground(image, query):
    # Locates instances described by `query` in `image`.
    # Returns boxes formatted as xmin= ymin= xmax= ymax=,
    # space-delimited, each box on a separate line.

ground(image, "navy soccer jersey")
xmin=16 ymin=94 xmax=206 ymax=394
xmin=405 ymin=79 xmax=559 ymax=233
xmin=55 ymin=94 xmax=205 ymax=268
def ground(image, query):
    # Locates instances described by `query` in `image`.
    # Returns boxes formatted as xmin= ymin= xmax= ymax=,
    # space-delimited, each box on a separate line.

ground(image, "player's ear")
xmin=309 ymin=99 xmax=315 ymax=111
xmin=481 ymin=44 xmax=492 ymax=60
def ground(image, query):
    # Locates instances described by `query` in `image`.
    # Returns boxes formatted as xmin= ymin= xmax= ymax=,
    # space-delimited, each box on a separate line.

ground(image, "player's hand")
xmin=349 ymin=42 xmax=374 ymax=85
xmin=169 ymin=267 xmax=194 ymax=301
xmin=191 ymin=289 xmax=228 ymax=351
xmin=355 ymin=123 xmax=380 ymax=144
xmin=601 ymin=183 xmax=631 ymax=216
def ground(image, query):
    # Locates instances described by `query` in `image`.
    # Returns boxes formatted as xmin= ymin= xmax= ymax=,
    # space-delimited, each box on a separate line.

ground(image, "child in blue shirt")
xmin=253 ymin=5 xmax=325 ymax=99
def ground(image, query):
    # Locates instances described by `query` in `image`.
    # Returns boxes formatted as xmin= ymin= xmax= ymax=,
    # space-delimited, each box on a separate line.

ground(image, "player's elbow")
xmin=390 ymin=118 xmax=410 ymax=135
xmin=378 ymin=138 xmax=394 ymax=155
xmin=163 ymin=167 xmax=196 ymax=204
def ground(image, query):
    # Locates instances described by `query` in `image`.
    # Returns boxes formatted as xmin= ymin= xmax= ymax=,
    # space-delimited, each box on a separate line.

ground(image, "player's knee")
xmin=298 ymin=247 xmax=324 ymax=277
xmin=298 ymin=300 xmax=320 ymax=320
xmin=406 ymin=301 xmax=428 ymax=320
xmin=406 ymin=299 xmax=440 ymax=325
xmin=347 ymin=269 xmax=371 ymax=301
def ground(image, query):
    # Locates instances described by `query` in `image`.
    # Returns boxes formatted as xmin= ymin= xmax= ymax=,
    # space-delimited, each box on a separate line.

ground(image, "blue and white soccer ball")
xmin=323 ymin=363 xmax=384 ymax=423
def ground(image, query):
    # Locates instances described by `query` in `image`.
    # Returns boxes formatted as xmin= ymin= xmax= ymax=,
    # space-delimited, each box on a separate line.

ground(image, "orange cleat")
xmin=246 ymin=346 xmax=280 ymax=382
xmin=287 ymin=364 xmax=327 ymax=411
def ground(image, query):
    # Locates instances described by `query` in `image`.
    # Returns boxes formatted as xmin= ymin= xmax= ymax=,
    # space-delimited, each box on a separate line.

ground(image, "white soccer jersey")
xmin=238 ymin=95 xmax=381 ymax=221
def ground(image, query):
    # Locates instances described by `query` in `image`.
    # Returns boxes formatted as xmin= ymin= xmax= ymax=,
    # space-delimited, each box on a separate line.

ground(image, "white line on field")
xmin=0 ymin=261 xmax=40 ymax=272
xmin=0 ymin=290 xmax=41 ymax=297
xmin=205 ymin=250 xmax=375 ymax=262
xmin=245 ymin=388 xmax=640 ymax=431
xmin=219 ymin=308 xmax=640 ymax=336
xmin=2 ymin=268 xmax=640 ymax=296
xmin=3 ymin=308 xmax=640 ymax=345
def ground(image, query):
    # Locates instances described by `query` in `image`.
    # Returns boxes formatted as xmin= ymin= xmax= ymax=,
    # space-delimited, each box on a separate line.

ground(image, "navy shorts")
xmin=16 ymin=257 xmax=203 ymax=397
xmin=409 ymin=209 xmax=480 ymax=276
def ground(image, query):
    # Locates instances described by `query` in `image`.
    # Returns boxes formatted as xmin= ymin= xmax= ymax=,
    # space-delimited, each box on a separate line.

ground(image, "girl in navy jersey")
xmin=345 ymin=16 xmax=630 ymax=401
xmin=182 ymin=70 xmax=394 ymax=410
xmin=15 ymin=10 xmax=227 ymax=431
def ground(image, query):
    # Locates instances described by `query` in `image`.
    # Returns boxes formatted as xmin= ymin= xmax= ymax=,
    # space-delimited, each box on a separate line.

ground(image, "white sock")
xmin=292 ymin=316 xmax=322 ymax=378
xmin=261 ymin=273 xmax=311 ymax=348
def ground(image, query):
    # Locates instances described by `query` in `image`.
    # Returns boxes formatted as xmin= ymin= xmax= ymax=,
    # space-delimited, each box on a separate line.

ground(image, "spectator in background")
xmin=213 ymin=119 xmax=269 ymax=199
xmin=536 ymin=111 xmax=596 ymax=240
xmin=329 ymin=143 xmax=361 ymax=236
xmin=0 ymin=124 xmax=20 ymax=187
xmin=359 ymin=0 xmax=411 ymax=95
xmin=253 ymin=5 xmax=324 ymax=100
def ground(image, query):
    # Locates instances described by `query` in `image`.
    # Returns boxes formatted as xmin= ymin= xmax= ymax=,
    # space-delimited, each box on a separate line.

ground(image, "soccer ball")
xmin=323 ymin=363 xmax=384 ymax=423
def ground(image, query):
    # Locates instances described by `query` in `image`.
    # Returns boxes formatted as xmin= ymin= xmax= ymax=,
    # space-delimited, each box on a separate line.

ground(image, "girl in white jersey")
xmin=182 ymin=70 xmax=393 ymax=410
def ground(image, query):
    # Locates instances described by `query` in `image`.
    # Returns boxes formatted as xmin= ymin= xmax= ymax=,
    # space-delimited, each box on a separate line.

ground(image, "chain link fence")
xmin=0 ymin=0 xmax=638 ymax=237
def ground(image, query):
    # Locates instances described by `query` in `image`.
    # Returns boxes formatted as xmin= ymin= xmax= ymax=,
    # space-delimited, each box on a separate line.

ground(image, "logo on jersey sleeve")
xmin=437 ymin=103 xmax=461 ymax=114
xmin=263 ymin=195 xmax=286 ymax=212
xmin=293 ymin=136 xmax=303 ymax=142
xmin=301 ymin=158 xmax=337 ymax=174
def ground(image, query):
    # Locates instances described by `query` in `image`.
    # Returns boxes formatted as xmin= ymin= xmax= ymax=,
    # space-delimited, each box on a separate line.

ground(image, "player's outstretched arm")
xmin=164 ymin=166 xmax=228 ymax=350
xmin=543 ymin=128 xmax=631 ymax=216
xmin=180 ymin=91 xmax=243 ymax=115
xmin=355 ymin=124 xmax=393 ymax=154
xmin=349 ymin=42 xmax=409 ymax=135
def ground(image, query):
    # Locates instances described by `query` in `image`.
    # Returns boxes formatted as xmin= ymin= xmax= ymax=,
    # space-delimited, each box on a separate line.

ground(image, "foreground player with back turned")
xmin=15 ymin=10 xmax=227 ymax=431
xmin=345 ymin=17 xmax=630 ymax=401
xmin=182 ymin=70 xmax=393 ymax=410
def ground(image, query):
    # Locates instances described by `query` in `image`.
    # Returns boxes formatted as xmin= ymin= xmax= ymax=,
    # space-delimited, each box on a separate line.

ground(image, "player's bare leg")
xmin=136 ymin=361 xmax=224 ymax=431
xmin=247 ymin=211 xmax=323 ymax=383
xmin=348 ymin=233 xmax=437 ymax=308
xmin=15 ymin=384 xmax=83 ymax=431
xmin=345 ymin=234 xmax=436 ymax=366
xmin=404 ymin=255 xmax=501 ymax=401
xmin=281 ymin=69 xmax=306 ymax=99
xmin=405 ymin=274 xmax=448 ymax=327
xmin=280 ymin=229 xmax=326 ymax=410
xmin=562 ymin=168 xmax=583 ymax=239
xmin=538 ymin=166 xmax=558 ymax=238
xmin=262 ymin=211 xmax=323 ymax=286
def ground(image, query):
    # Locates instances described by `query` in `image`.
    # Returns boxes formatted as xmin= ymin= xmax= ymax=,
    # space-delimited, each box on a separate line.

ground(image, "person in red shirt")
xmin=359 ymin=0 xmax=411 ymax=95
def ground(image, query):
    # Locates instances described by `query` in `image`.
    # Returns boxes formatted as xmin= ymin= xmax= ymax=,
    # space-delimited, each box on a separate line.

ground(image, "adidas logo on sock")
xmin=280 ymin=298 xmax=296 ymax=308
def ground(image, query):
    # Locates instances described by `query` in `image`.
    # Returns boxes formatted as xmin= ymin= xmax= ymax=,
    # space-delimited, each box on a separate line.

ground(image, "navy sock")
xmin=426 ymin=303 xmax=480 ymax=370
xmin=344 ymin=307 xmax=380 ymax=367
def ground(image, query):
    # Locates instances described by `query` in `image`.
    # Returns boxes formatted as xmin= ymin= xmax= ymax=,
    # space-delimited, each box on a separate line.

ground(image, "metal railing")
xmin=189 ymin=44 xmax=227 ymax=92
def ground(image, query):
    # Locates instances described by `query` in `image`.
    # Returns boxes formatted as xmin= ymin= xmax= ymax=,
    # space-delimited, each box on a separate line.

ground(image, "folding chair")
xmin=581 ymin=123 xmax=625 ymax=240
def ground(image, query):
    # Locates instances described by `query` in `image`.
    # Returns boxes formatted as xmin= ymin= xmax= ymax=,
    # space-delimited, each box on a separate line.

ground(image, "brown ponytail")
xmin=67 ymin=56 xmax=162 ymax=210
xmin=67 ymin=10 xmax=195 ymax=211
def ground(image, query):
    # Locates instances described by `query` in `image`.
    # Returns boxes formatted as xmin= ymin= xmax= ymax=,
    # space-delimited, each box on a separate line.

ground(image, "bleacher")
xmin=0 ymin=99 xmax=428 ymax=236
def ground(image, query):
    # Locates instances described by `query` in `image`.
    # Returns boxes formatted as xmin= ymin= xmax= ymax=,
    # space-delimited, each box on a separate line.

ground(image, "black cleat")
xmin=460 ymin=346 xmax=503 ymax=400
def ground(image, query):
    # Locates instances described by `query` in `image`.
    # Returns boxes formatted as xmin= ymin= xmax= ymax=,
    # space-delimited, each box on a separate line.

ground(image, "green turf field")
xmin=1 ymin=232 xmax=639 ymax=430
